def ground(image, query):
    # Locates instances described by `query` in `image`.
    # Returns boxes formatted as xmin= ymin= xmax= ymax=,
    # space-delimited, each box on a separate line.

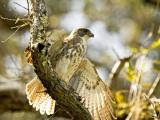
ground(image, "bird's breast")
xmin=55 ymin=40 xmax=87 ymax=83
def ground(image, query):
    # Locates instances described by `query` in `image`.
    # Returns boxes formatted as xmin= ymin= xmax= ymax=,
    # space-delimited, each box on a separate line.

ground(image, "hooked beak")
xmin=89 ymin=32 xmax=94 ymax=37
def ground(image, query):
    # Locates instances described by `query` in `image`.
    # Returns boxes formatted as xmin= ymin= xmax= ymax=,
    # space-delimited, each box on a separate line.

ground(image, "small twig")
xmin=27 ymin=0 xmax=30 ymax=15
xmin=1 ymin=19 xmax=29 ymax=43
xmin=13 ymin=2 xmax=29 ymax=11
xmin=126 ymin=110 xmax=133 ymax=120
xmin=1 ymin=21 xmax=29 ymax=43
xmin=11 ymin=22 xmax=29 ymax=29
xmin=126 ymin=56 xmax=144 ymax=120
xmin=112 ymin=47 xmax=120 ymax=60
xmin=109 ymin=55 xmax=132 ymax=88
xmin=148 ymin=73 xmax=160 ymax=98
xmin=150 ymin=102 xmax=158 ymax=120
xmin=0 ymin=15 xmax=29 ymax=22
xmin=1 ymin=27 xmax=20 ymax=43
xmin=143 ymin=94 xmax=159 ymax=120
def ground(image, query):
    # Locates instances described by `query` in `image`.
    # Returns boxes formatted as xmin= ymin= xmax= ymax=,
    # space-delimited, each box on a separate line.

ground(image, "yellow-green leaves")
xmin=149 ymin=38 xmax=160 ymax=49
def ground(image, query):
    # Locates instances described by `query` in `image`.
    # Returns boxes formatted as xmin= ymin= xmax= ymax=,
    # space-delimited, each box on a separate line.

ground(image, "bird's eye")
xmin=78 ymin=31 xmax=85 ymax=37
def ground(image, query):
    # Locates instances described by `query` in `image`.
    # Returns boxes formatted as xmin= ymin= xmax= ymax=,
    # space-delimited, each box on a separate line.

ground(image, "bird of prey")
xmin=25 ymin=28 xmax=115 ymax=120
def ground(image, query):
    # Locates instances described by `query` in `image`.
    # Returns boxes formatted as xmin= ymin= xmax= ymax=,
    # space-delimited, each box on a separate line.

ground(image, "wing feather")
xmin=70 ymin=59 xmax=116 ymax=120
xmin=26 ymin=78 xmax=56 ymax=115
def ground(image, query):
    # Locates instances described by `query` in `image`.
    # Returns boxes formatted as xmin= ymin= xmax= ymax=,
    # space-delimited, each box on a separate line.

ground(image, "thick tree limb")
xmin=29 ymin=0 xmax=92 ymax=119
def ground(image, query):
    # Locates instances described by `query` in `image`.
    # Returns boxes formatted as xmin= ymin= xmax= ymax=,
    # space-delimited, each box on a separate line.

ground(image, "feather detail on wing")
xmin=26 ymin=77 xmax=56 ymax=115
xmin=70 ymin=59 xmax=116 ymax=120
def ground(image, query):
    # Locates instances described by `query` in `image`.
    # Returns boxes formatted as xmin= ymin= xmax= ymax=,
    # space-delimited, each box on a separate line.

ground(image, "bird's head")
xmin=70 ymin=28 xmax=94 ymax=41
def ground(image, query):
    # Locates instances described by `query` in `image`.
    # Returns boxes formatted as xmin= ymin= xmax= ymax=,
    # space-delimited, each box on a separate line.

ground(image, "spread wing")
xmin=26 ymin=77 xmax=56 ymax=115
xmin=70 ymin=59 xmax=116 ymax=120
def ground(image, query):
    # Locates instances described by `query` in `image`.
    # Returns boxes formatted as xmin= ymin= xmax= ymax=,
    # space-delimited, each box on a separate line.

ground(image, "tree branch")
xmin=109 ymin=56 xmax=132 ymax=89
xmin=29 ymin=0 xmax=92 ymax=119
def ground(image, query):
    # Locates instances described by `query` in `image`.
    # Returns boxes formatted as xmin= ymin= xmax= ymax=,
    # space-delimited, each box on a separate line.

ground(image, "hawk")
xmin=25 ymin=28 xmax=115 ymax=120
